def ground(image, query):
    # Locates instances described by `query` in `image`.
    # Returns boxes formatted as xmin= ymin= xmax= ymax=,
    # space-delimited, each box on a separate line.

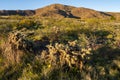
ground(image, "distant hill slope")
xmin=107 ymin=12 xmax=120 ymax=20
xmin=71 ymin=8 xmax=111 ymax=19
xmin=35 ymin=4 xmax=78 ymax=18
xmin=35 ymin=4 xmax=112 ymax=19
xmin=0 ymin=4 xmax=120 ymax=19
xmin=0 ymin=10 xmax=35 ymax=16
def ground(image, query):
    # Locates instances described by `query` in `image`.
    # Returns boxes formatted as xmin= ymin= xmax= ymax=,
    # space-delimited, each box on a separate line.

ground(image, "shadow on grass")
xmin=86 ymin=46 xmax=120 ymax=80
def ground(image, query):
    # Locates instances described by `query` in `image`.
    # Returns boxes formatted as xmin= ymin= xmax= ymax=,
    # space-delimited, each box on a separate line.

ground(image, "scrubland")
xmin=0 ymin=16 xmax=120 ymax=80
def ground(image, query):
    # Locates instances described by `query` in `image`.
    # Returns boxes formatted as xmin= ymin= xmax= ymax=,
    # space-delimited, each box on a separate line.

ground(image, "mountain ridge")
xmin=0 ymin=4 xmax=120 ymax=19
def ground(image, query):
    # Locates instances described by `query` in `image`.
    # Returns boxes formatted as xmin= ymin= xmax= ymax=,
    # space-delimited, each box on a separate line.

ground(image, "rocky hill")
xmin=0 ymin=4 xmax=120 ymax=19
xmin=35 ymin=4 xmax=112 ymax=19
xmin=0 ymin=10 xmax=35 ymax=16
xmin=35 ymin=4 xmax=77 ymax=18
xmin=107 ymin=12 xmax=120 ymax=20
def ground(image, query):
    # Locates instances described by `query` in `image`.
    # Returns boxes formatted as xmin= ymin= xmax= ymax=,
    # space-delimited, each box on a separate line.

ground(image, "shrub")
xmin=40 ymin=40 xmax=92 ymax=70
xmin=17 ymin=19 xmax=41 ymax=30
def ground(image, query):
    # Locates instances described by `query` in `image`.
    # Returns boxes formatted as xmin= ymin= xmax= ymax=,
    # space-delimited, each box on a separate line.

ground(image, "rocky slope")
xmin=0 ymin=10 xmax=35 ymax=16
xmin=0 ymin=4 xmax=120 ymax=19
xmin=35 ymin=4 xmax=112 ymax=19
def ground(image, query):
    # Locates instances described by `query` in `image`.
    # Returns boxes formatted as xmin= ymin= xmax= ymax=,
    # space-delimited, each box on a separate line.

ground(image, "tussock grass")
xmin=0 ymin=16 xmax=120 ymax=80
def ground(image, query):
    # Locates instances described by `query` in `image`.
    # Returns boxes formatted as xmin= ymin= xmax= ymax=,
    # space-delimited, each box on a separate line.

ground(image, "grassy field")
xmin=0 ymin=16 xmax=120 ymax=80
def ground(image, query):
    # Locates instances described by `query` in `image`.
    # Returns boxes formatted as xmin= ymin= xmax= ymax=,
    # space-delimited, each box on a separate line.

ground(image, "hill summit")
xmin=0 ymin=4 xmax=119 ymax=19
xmin=35 ymin=4 xmax=111 ymax=19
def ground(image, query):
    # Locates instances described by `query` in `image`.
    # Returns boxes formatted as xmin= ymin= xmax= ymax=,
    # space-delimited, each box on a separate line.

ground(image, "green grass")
xmin=0 ymin=16 xmax=120 ymax=80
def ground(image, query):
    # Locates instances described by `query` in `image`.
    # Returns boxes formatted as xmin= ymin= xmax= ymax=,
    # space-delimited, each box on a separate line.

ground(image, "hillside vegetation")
xmin=0 ymin=15 xmax=120 ymax=80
